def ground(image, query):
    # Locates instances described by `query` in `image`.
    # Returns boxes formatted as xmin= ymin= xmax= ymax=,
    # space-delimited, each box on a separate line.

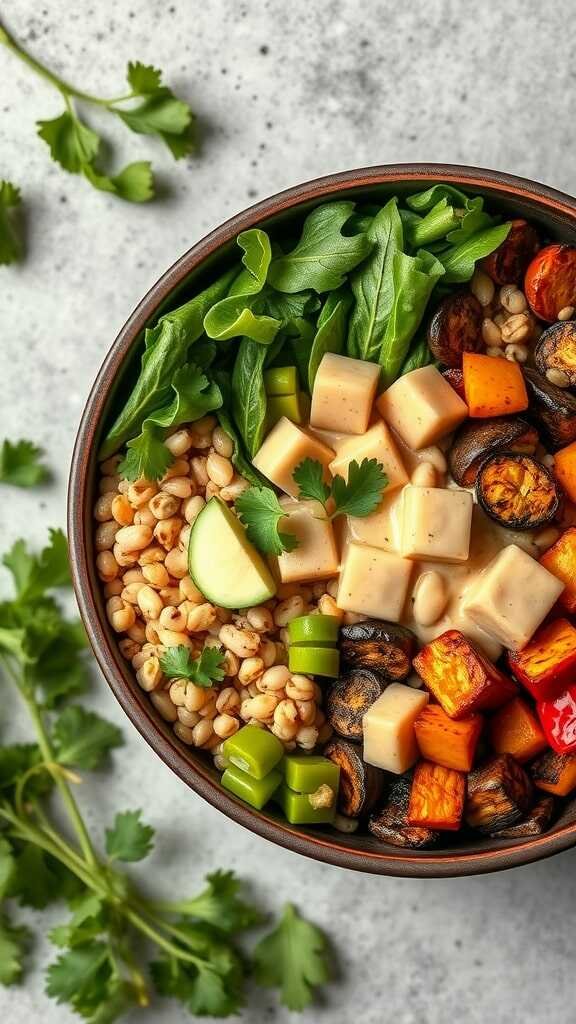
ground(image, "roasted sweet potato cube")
xmin=490 ymin=796 xmax=556 ymax=838
xmin=540 ymin=529 xmax=576 ymax=613
xmin=530 ymin=749 xmax=576 ymax=796
xmin=413 ymin=630 xmax=517 ymax=719
xmin=508 ymin=618 xmax=576 ymax=700
xmin=489 ymin=697 xmax=548 ymax=763
xmin=368 ymin=773 xmax=440 ymax=849
xmin=465 ymin=754 xmax=533 ymax=833
xmin=414 ymin=705 xmax=482 ymax=772
xmin=407 ymin=760 xmax=465 ymax=831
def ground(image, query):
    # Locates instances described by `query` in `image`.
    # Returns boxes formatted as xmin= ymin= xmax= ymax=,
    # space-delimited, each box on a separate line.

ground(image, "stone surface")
xmin=1 ymin=0 xmax=576 ymax=1021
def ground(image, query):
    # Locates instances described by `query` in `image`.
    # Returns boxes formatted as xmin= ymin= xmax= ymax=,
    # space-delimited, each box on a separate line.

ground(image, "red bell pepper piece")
xmin=537 ymin=684 xmax=576 ymax=754
xmin=508 ymin=618 xmax=576 ymax=701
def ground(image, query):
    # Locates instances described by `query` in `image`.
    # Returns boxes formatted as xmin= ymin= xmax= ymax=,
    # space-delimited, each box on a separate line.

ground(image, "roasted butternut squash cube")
xmin=490 ymin=796 xmax=555 ymax=838
xmin=407 ymin=760 xmax=466 ymax=831
xmin=489 ymin=697 xmax=547 ymax=763
xmin=414 ymin=705 xmax=483 ymax=772
xmin=530 ymin=749 xmax=576 ymax=796
xmin=553 ymin=440 xmax=576 ymax=503
xmin=465 ymin=754 xmax=533 ymax=833
xmin=368 ymin=773 xmax=440 ymax=849
xmin=413 ymin=629 xmax=517 ymax=720
xmin=540 ymin=527 xmax=576 ymax=614
xmin=507 ymin=618 xmax=576 ymax=701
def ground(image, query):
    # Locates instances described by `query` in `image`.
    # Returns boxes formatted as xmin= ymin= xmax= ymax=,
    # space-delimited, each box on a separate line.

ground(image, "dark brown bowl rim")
xmin=69 ymin=162 xmax=576 ymax=878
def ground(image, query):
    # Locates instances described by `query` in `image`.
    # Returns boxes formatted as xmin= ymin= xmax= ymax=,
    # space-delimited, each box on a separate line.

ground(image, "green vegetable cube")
xmin=266 ymin=394 xmax=303 ymax=429
xmin=264 ymin=366 xmax=298 ymax=396
xmin=288 ymin=614 xmax=340 ymax=645
xmin=276 ymin=783 xmax=336 ymax=825
xmin=284 ymin=754 xmax=340 ymax=795
xmin=222 ymin=764 xmax=282 ymax=810
xmin=222 ymin=724 xmax=284 ymax=780
xmin=288 ymin=645 xmax=340 ymax=678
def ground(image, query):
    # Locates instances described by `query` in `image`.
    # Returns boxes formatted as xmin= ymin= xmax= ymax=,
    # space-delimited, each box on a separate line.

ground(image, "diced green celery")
xmin=222 ymin=764 xmax=282 ymax=810
xmin=222 ymin=724 xmax=284 ymax=780
xmin=288 ymin=645 xmax=340 ymax=677
xmin=288 ymin=614 xmax=340 ymax=645
xmin=266 ymin=393 xmax=303 ymax=429
xmin=277 ymin=783 xmax=336 ymax=824
xmin=284 ymin=754 xmax=340 ymax=795
xmin=264 ymin=366 xmax=298 ymax=396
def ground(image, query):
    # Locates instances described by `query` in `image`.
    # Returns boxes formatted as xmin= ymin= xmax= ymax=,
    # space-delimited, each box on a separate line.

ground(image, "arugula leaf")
xmin=52 ymin=706 xmax=122 ymax=770
xmin=308 ymin=288 xmax=351 ymax=391
xmin=231 ymin=338 xmax=268 ymax=458
xmin=119 ymin=363 xmax=222 ymax=481
xmin=261 ymin=289 xmax=319 ymax=324
xmin=253 ymin=903 xmax=330 ymax=1011
xmin=177 ymin=870 xmax=263 ymax=933
xmin=294 ymin=458 xmax=387 ymax=519
xmin=0 ymin=439 xmax=49 ymax=487
xmin=292 ymin=458 xmax=330 ymax=504
xmin=406 ymin=184 xmax=471 ymax=212
xmin=435 ymin=222 xmax=512 ymax=283
xmin=0 ymin=838 xmax=15 ymax=898
xmin=160 ymin=645 xmax=226 ymax=686
xmin=3 ymin=529 xmax=71 ymax=602
xmin=347 ymin=198 xmax=403 ymax=360
xmin=268 ymin=201 xmax=372 ymax=294
xmin=0 ymin=912 xmax=29 ymax=985
xmin=0 ymin=180 xmax=22 ymax=265
xmin=100 ymin=268 xmax=236 ymax=459
xmin=379 ymin=249 xmax=445 ymax=386
xmin=235 ymin=487 xmax=298 ymax=556
xmin=105 ymin=810 xmax=154 ymax=863
xmin=408 ymin=197 xmax=464 ymax=248
xmin=204 ymin=230 xmax=280 ymax=344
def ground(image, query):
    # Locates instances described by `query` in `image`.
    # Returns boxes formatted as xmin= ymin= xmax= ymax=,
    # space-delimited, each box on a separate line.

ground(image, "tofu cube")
xmin=377 ymin=365 xmax=468 ymax=450
xmin=276 ymin=499 xmax=339 ymax=583
xmin=310 ymin=353 xmax=380 ymax=434
xmin=345 ymin=487 xmax=404 ymax=553
xmin=462 ymin=544 xmax=565 ymax=651
xmin=337 ymin=542 xmax=413 ymax=620
xmin=363 ymin=683 xmax=429 ymax=774
xmin=252 ymin=417 xmax=334 ymax=498
xmin=401 ymin=485 xmax=473 ymax=563
xmin=329 ymin=419 xmax=409 ymax=493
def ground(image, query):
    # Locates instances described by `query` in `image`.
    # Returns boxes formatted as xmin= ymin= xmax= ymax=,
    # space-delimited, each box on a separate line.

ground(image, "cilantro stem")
xmin=122 ymin=906 xmax=206 ymax=968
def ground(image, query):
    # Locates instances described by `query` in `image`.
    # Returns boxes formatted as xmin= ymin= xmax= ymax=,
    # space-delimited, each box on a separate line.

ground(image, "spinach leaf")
xmin=204 ymin=230 xmax=280 ymax=344
xmin=268 ymin=202 xmax=372 ymax=294
xmin=212 ymin=371 xmax=266 ymax=486
xmin=379 ymin=250 xmax=445 ymax=386
xmin=400 ymin=334 xmax=434 ymax=375
xmin=261 ymin=289 xmax=319 ymax=324
xmin=347 ymin=199 xmax=403 ymax=361
xmin=232 ymin=339 xmax=268 ymax=458
xmin=308 ymin=290 xmax=352 ymax=392
xmin=445 ymin=196 xmax=493 ymax=245
xmin=288 ymin=318 xmax=316 ymax=391
xmin=405 ymin=184 xmax=471 ymax=212
xmin=408 ymin=198 xmax=462 ymax=248
xmin=99 ymin=267 xmax=236 ymax=459
xmin=436 ymin=222 xmax=512 ymax=283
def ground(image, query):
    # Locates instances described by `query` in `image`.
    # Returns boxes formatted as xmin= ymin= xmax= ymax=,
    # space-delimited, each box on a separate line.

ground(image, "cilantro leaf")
xmin=48 ymin=893 xmax=104 ymax=949
xmin=37 ymin=110 xmax=100 ymax=173
xmin=52 ymin=706 xmax=123 ymax=770
xmin=0 ymin=439 xmax=49 ymax=487
xmin=3 ymin=529 xmax=71 ymax=601
xmin=253 ymin=903 xmax=331 ymax=1011
xmin=292 ymin=458 xmax=331 ymax=504
xmin=127 ymin=60 xmax=163 ymax=94
xmin=118 ymin=425 xmax=172 ymax=483
xmin=235 ymin=487 xmax=299 ymax=556
xmin=0 ymin=743 xmax=50 ymax=798
xmin=0 ymin=912 xmax=29 ymax=985
xmin=45 ymin=942 xmax=109 ymax=1003
xmin=177 ymin=870 xmax=263 ymax=933
xmin=330 ymin=458 xmax=388 ymax=518
xmin=82 ymin=160 xmax=154 ymax=203
xmin=117 ymin=61 xmax=196 ymax=159
xmin=0 ymin=180 xmax=22 ymax=265
xmin=11 ymin=845 xmax=66 ymax=909
xmin=0 ymin=837 xmax=16 ymax=898
xmin=151 ymin=945 xmax=245 ymax=1018
xmin=159 ymin=645 xmax=225 ymax=687
xmin=105 ymin=809 xmax=154 ymax=863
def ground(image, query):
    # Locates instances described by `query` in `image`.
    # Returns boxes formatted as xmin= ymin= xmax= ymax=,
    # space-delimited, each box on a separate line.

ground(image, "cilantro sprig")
xmin=0 ymin=181 xmax=22 ymax=265
xmin=0 ymin=439 xmax=50 ymax=487
xmin=0 ymin=18 xmax=195 ymax=202
xmin=160 ymin=645 xmax=226 ymax=686
xmin=235 ymin=487 xmax=299 ymax=556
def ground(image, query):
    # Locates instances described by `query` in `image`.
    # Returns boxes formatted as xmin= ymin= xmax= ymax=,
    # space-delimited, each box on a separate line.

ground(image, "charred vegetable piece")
xmin=427 ymin=291 xmax=483 ymax=368
xmin=489 ymin=696 xmax=547 ymax=763
xmin=540 ymin=529 xmax=576 ymax=613
xmin=413 ymin=629 xmax=517 ymax=720
xmin=448 ymin=416 xmax=538 ymax=487
xmin=442 ymin=367 xmax=466 ymax=401
xmin=414 ymin=704 xmax=483 ymax=772
xmin=483 ymin=218 xmax=540 ymax=285
xmin=523 ymin=368 xmax=576 ymax=450
xmin=525 ymin=243 xmax=576 ymax=322
xmin=465 ymin=754 xmax=533 ymax=834
xmin=476 ymin=453 xmax=560 ymax=530
xmin=537 ymin=684 xmax=576 ymax=754
xmin=339 ymin=619 xmax=416 ymax=681
xmin=508 ymin=618 xmax=576 ymax=701
xmin=490 ymin=796 xmax=555 ymax=838
xmin=326 ymin=668 xmax=387 ymax=741
xmin=463 ymin=352 xmax=528 ymax=418
xmin=368 ymin=773 xmax=440 ymax=849
xmin=407 ymin=760 xmax=466 ymax=831
xmin=323 ymin=737 xmax=384 ymax=818
xmin=530 ymin=749 xmax=576 ymax=796
xmin=534 ymin=320 xmax=576 ymax=388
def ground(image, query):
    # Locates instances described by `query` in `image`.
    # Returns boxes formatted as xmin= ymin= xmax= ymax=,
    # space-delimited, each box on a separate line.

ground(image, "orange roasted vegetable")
xmin=553 ymin=441 xmax=576 ymax=503
xmin=407 ymin=760 xmax=466 ymax=831
xmin=540 ymin=528 xmax=576 ymax=612
xmin=462 ymin=352 xmax=529 ymax=418
xmin=413 ymin=629 xmax=517 ymax=720
xmin=524 ymin=243 xmax=576 ymax=322
xmin=529 ymin=749 xmax=576 ymax=797
xmin=465 ymin=754 xmax=533 ymax=833
xmin=414 ymin=704 xmax=482 ymax=772
xmin=489 ymin=697 xmax=547 ymax=763
xmin=507 ymin=618 xmax=576 ymax=701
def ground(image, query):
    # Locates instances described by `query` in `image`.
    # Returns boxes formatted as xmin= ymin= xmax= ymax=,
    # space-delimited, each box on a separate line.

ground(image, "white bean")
xmin=412 ymin=571 xmax=448 ymax=627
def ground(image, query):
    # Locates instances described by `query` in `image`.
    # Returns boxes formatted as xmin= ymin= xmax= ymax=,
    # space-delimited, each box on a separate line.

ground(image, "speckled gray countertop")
xmin=2 ymin=1 xmax=576 ymax=1021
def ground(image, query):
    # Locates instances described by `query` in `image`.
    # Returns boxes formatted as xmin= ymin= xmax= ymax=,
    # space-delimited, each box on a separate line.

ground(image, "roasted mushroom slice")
xmin=368 ymin=773 xmax=440 ymax=849
xmin=489 ymin=796 xmax=555 ymax=839
xmin=448 ymin=416 xmax=538 ymax=487
xmin=476 ymin=453 xmax=560 ymax=530
xmin=534 ymin=320 xmax=576 ymax=389
xmin=523 ymin=368 xmax=576 ymax=450
xmin=339 ymin=619 xmax=416 ymax=680
xmin=442 ymin=367 xmax=466 ymax=401
xmin=427 ymin=291 xmax=483 ymax=368
xmin=323 ymin=738 xmax=384 ymax=818
xmin=483 ymin=218 xmax=540 ymax=285
xmin=465 ymin=754 xmax=533 ymax=834
xmin=326 ymin=669 xmax=387 ymax=741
